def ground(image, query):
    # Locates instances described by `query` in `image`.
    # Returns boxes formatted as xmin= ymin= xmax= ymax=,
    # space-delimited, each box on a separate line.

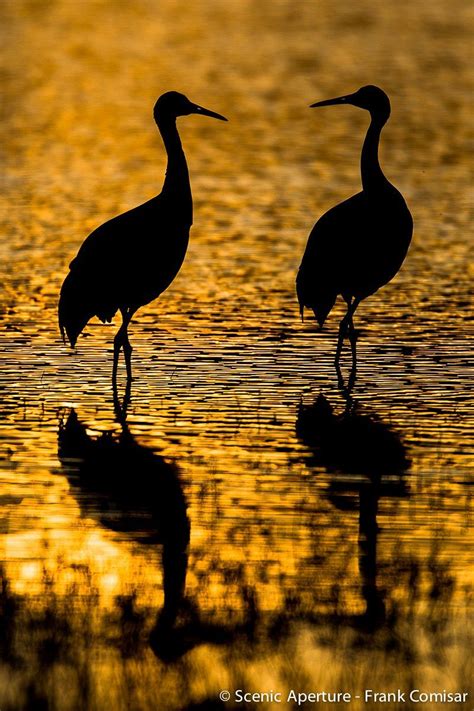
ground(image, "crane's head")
xmin=310 ymin=85 xmax=391 ymax=121
xmin=154 ymin=91 xmax=227 ymax=123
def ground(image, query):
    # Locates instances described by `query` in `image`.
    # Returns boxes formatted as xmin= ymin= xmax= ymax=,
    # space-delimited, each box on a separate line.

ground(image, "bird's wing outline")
xmin=68 ymin=196 xmax=163 ymax=274
xmin=302 ymin=191 xmax=368 ymax=266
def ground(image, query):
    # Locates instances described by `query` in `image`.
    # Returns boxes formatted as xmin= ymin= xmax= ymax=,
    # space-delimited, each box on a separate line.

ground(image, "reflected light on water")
xmin=1 ymin=0 xmax=473 ymax=709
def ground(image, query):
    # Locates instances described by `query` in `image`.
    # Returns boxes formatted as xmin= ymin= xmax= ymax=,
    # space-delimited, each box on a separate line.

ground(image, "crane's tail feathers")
xmin=314 ymin=310 xmax=327 ymax=329
xmin=58 ymin=273 xmax=95 ymax=348
xmin=297 ymin=272 xmax=336 ymax=328
xmin=307 ymin=293 xmax=337 ymax=329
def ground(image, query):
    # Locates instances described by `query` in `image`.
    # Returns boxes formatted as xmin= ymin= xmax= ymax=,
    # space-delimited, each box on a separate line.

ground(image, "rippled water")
xmin=1 ymin=1 xmax=473 ymax=709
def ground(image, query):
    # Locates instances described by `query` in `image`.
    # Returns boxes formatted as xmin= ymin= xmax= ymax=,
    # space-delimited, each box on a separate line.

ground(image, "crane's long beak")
xmin=310 ymin=93 xmax=354 ymax=108
xmin=193 ymin=104 xmax=228 ymax=121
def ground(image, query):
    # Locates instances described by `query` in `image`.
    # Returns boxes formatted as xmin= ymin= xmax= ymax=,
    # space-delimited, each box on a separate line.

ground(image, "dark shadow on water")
xmin=58 ymin=398 xmax=191 ymax=661
xmin=0 ymin=394 xmax=464 ymax=707
xmin=57 ymin=395 xmax=258 ymax=663
xmin=296 ymin=391 xmax=410 ymax=629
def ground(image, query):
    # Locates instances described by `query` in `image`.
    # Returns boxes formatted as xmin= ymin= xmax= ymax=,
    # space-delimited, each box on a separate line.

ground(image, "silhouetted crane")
xmin=59 ymin=92 xmax=227 ymax=384
xmin=297 ymin=85 xmax=413 ymax=383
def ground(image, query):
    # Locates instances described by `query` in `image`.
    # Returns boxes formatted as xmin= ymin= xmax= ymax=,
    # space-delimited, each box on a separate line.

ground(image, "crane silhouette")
xmin=296 ymin=85 xmax=413 ymax=385
xmin=58 ymin=91 xmax=227 ymax=384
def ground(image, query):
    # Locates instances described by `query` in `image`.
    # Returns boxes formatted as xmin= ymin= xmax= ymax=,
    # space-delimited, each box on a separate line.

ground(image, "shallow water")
xmin=1 ymin=0 xmax=473 ymax=709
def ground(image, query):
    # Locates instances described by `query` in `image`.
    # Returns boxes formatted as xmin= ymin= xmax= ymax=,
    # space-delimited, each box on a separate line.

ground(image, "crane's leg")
xmin=112 ymin=335 xmax=121 ymax=385
xmin=122 ymin=309 xmax=134 ymax=383
xmin=347 ymin=301 xmax=360 ymax=391
xmin=335 ymin=300 xmax=353 ymax=365
xmin=335 ymin=317 xmax=348 ymax=366
xmin=113 ymin=308 xmax=134 ymax=385
xmin=335 ymin=298 xmax=359 ymax=388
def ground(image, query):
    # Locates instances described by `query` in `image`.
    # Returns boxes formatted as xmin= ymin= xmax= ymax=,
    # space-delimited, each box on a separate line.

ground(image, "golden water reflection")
xmin=1 ymin=0 xmax=473 ymax=709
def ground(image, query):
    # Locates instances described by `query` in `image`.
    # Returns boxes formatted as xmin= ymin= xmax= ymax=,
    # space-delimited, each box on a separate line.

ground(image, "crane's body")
xmin=297 ymin=85 xmax=413 ymax=381
xmin=298 ymin=186 xmax=412 ymax=324
xmin=58 ymin=91 xmax=226 ymax=383
xmin=61 ymin=195 xmax=190 ymax=336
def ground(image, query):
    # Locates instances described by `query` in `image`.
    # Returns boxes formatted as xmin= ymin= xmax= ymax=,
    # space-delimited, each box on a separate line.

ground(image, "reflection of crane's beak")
xmin=310 ymin=93 xmax=354 ymax=108
xmin=193 ymin=104 xmax=228 ymax=121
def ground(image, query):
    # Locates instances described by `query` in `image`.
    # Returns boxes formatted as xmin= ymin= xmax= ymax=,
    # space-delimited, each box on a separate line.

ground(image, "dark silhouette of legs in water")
xmin=113 ymin=307 xmax=135 ymax=386
xmin=358 ymin=479 xmax=385 ymax=626
xmin=335 ymin=298 xmax=360 ymax=392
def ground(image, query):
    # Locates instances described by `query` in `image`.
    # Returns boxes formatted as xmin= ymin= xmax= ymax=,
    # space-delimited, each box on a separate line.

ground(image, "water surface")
xmin=1 ymin=1 xmax=473 ymax=709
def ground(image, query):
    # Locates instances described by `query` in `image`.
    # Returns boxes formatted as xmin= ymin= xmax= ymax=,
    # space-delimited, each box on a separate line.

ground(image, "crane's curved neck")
xmin=361 ymin=112 xmax=389 ymax=192
xmin=157 ymin=115 xmax=193 ymax=225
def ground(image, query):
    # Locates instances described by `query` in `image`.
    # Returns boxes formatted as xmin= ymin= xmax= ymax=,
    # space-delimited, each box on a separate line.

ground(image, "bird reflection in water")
xmin=296 ymin=391 xmax=410 ymax=628
xmin=57 ymin=389 xmax=190 ymax=660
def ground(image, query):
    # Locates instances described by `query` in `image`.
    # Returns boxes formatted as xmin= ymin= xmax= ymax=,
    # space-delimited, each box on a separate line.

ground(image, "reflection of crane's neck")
xmin=157 ymin=116 xmax=193 ymax=224
xmin=361 ymin=113 xmax=388 ymax=193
